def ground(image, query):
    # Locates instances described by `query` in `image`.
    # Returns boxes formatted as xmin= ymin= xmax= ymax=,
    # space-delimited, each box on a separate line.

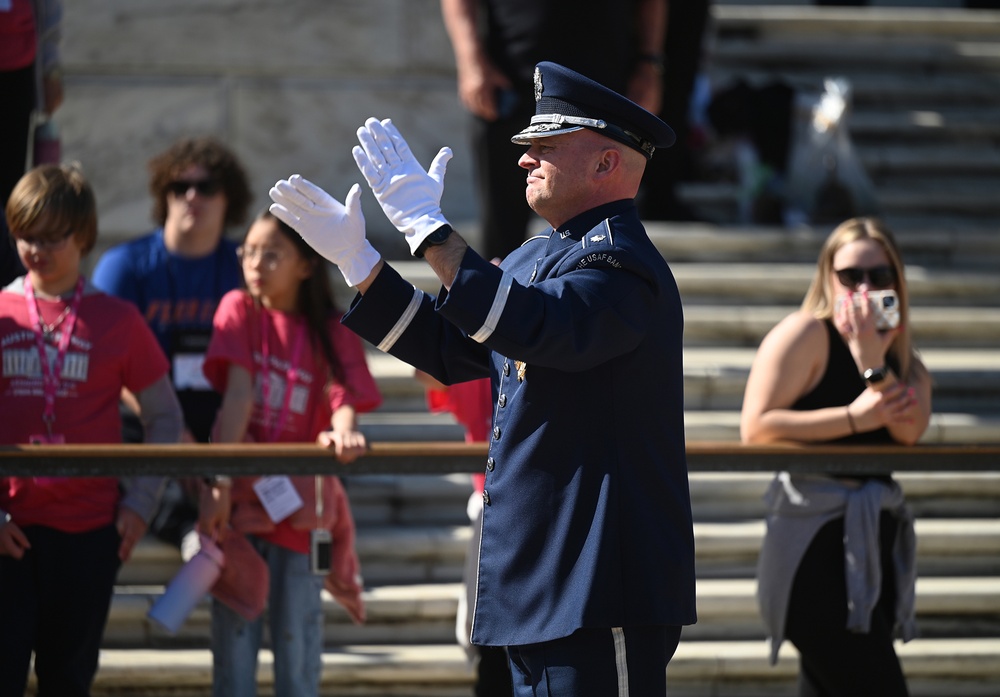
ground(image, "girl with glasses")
xmin=197 ymin=209 xmax=381 ymax=696
xmin=0 ymin=164 xmax=183 ymax=696
xmin=741 ymin=217 xmax=932 ymax=696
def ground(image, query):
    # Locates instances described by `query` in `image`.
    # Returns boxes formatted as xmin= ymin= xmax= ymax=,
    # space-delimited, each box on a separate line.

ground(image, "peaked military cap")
xmin=511 ymin=61 xmax=676 ymax=159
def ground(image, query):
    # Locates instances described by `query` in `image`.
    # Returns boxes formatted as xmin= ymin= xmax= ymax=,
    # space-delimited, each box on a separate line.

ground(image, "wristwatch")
xmin=414 ymin=224 xmax=453 ymax=258
xmin=863 ymin=366 xmax=888 ymax=386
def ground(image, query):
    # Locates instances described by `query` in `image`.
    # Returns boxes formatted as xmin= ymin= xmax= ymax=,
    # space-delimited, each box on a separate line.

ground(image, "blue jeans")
xmin=211 ymin=535 xmax=324 ymax=697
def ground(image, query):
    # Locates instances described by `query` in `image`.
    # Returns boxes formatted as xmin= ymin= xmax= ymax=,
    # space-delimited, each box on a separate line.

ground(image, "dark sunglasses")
xmin=167 ymin=178 xmax=222 ymax=197
xmin=834 ymin=265 xmax=896 ymax=290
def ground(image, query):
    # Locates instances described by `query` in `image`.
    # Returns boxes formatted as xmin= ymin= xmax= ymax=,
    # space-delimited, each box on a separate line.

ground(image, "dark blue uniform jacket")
xmin=342 ymin=199 xmax=697 ymax=646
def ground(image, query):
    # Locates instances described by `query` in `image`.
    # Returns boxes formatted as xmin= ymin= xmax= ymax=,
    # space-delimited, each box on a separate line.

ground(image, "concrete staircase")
xmin=45 ymin=4 xmax=1000 ymax=696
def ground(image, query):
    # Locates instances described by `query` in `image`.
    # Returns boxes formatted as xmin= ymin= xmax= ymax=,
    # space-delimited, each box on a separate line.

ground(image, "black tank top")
xmin=792 ymin=320 xmax=896 ymax=479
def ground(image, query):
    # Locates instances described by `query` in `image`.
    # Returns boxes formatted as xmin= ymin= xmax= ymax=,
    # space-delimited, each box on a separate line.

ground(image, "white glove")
xmin=352 ymin=117 xmax=453 ymax=256
xmin=268 ymin=175 xmax=380 ymax=287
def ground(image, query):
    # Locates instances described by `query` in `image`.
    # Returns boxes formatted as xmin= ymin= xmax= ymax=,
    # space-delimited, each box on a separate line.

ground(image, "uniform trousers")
xmin=0 ymin=524 xmax=121 ymax=697
xmin=784 ymin=511 xmax=909 ymax=697
xmin=507 ymin=625 xmax=681 ymax=697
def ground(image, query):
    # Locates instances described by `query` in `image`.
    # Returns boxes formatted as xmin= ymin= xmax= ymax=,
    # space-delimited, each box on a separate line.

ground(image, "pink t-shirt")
xmin=203 ymin=290 xmax=381 ymax=552
xmin=204 ymin=290 xmax=381 ymax=441
xmin=0 ymin=285 xmax=170 ymax=531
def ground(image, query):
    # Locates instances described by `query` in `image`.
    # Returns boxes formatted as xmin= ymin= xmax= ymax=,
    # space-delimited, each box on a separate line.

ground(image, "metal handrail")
xmin=1 ymin=442 xmax=998 ymax=477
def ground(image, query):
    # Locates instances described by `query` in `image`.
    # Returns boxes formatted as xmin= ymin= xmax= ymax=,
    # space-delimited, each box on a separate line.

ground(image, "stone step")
xmin=349 ymin=260 xmax=1000 ymax=308
xmin=682 ymin=347 xmax=1000 ymax=413
xmin=102 ymin=575 xmax=1000 ymax=650
xmin=689 ymin=472 xmax=1000 ymax=521
xmin=712 ymin=5 xmax=1000 ymax=41
xmin=709 ymin=70 xmax=1000 ymax=109
xmin=66 ymin=637 xmax=1000 ymax=697
xmin=713 ymin=36 xmax=1000 ymax=74
xmin=361 ymin=407 xmax=1000 ymax=446
xmin=679 ymin=180 xmax=1000 ymax=224
xmin=675 ymin=266 xmax=1000 ymax=307
xmin=641 ymin=224 xmax=1000 ymax=266
xmin=689 ymin=575 xmax=1000 ymax=640
xmin=679 ymin=305 xmax=1000 ymax=348
xmin=332 ymin=471 xmax=1000 ymax=528
xmin=356 ymin=409 xmax=1000 ymax=446
xmin=120 ymin=517 xmax=1000 ymax=589
xmin=364 ymin=345 xmax=1000 ymax=410
xmin=694 ymin=518 xmax=1000 ymax=579
xmin=859 ymin=146 xmax=1000 ymax=177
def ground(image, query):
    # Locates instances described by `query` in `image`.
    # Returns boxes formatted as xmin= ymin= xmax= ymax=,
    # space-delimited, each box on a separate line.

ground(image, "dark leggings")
xmin=0 ymin=63 xmax=34 ymax=286
xmin=0 ymin=524 xmax=122 ymax=697
xmin=784 ymin=512 xmax=909 ymax=697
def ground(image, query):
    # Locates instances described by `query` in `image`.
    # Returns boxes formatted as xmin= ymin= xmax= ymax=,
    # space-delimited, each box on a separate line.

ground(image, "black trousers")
xmin=637 ymin=0 xmax=712 ymax=221
xmin=476 ymin=645 xmax=513 ymax=697
xmin=784 ymin=512 xmax=909 ymax=697
xmin=470 ymin=89 xmax=538 ymax=263
xmin=0 ymin=524 xmax=122 ymax=697
xmin=0 ymin=63 xmax=34 ymax=286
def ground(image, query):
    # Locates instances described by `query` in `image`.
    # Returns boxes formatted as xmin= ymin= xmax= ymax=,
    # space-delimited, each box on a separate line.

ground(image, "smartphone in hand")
xmin=853 ymin=290 xmax=900 ymax=330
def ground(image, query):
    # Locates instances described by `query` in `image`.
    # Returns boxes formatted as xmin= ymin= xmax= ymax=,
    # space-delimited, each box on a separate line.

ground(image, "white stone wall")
xmin=58 ymin=0 xmax=482 ymax=264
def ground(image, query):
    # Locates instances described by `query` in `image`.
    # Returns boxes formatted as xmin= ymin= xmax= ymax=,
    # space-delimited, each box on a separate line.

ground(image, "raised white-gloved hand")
xmin=268 ymin=175 xmax=380 ymax=287
xmin=353 ymin=117 xmax=453 ymax=256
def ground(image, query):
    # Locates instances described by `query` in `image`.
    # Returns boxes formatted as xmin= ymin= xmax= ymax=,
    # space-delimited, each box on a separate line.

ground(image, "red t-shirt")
xmin=203 ymin=290 xmax=381 ymax=551
xmin=0 ymin=286 xmax=170 ymax=531
xmin=426 ymin=377 xmax=493 ymax=492
xmin=0 ymin=0 xmax=37 ymax=71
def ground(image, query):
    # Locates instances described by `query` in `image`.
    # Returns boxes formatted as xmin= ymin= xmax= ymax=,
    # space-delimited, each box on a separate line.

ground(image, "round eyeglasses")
xmin=237 ymin=246 xmax=285 ymax=270
xmin=14 ymin=229 xmax=75 ymax=252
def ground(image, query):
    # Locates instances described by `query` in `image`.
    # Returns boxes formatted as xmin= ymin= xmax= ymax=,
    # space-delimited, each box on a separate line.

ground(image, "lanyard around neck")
xmin=24 ymin=276 xmax=86 ymax=434
xmin=258 ymin=306 xmax=307 ymax=443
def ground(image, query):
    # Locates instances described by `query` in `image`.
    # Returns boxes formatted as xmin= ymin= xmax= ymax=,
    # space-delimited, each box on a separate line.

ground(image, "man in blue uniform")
xmin=270 ymin=62 xmax=697 ymax=695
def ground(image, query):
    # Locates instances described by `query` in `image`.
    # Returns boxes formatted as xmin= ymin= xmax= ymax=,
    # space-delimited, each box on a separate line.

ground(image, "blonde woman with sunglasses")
xmin=741 ymin=217 xmax=932 ymax=696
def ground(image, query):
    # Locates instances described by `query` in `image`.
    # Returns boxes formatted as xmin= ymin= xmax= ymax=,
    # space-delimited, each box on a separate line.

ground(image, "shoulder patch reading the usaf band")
xmin=577 ymin=222 xmax=623 ymax=269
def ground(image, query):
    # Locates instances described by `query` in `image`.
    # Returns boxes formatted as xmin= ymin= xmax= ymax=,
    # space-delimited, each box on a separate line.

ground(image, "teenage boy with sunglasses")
xmin=92 ymin=136 xmax=252 ymax=552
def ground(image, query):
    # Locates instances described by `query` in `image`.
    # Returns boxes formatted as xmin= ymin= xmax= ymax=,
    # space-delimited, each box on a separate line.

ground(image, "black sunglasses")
xmin=167 ymin=178 xmax=222 ymax=197
xmin=834 ymin=265 xmax=896 ymax=290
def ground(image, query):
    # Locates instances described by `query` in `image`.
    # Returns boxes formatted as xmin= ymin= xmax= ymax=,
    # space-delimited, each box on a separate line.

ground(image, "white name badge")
xmin=173 ymin=353 xmax=212 ymax=390
xmin=253 ymin=475 xmax=304 ymax=523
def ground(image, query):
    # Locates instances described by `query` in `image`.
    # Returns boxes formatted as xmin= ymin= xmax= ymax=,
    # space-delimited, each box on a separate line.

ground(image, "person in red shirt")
xmin=198 ymin=209 xmax=381 ymax=696
xmin=0 ymin=163 xmax=182 ymax=696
